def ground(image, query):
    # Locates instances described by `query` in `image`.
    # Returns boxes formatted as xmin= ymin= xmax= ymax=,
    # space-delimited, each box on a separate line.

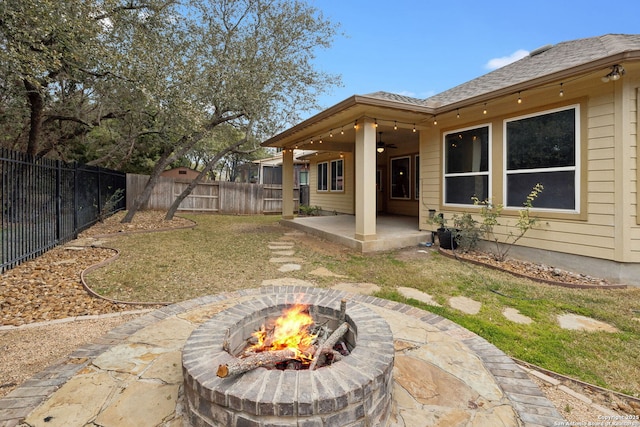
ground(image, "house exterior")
xmin=238 ymin=151 xmax=312 ymax=186
xmin=261 ymin=34 xmax=640 ymax=285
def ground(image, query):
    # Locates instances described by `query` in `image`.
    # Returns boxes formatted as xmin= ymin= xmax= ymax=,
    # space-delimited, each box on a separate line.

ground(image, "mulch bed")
xmin=438 ymin=248 xmax=626 ymax=289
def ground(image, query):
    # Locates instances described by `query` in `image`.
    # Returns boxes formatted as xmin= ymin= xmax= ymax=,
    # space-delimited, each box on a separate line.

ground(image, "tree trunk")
xmin=24 ymin=80 xmax=44 ymax=157
xmin=164 ymin=137 xmax=250 ymax=220
xmin=121 ymin=113 xmax=244 ymax=223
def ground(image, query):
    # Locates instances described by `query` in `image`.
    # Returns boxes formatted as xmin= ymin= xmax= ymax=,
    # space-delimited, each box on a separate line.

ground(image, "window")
xmin=317 ymin=162 xmax=328 ymax=191
xmin=179 ymin=170 xmax=187 ymax=175
xmin=391 ymin=156 xmax=411 ymax=199
xmin=444 ymin=125 xmax=490 ymax=205
xmin=299 ymin=170 xmax=309 ymax=186
xmin=330 ymin=159 xmax=344 ymax=191
xmin=505 ymin=106 xmax=579 ymax=211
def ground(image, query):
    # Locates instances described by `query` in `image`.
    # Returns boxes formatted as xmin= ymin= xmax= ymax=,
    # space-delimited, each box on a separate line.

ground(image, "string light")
xmin=433 ymin=115 xmax=438 ymax=125
xmin=413 ymin=124 xmax=416 ymax=132
xmin=374 ymin=119 xmax=378 ymax=128
xmin=354 ymin=120 xmax=357 ymax=129
xmin=394 ymin=121 xmax=397 ymax=130
xmin=329 ymin=129 xmax=333 ymax=137
xmin=559 ymin=83 xmax=564 ymax=97
xmin=517 ymin=92 xmax=522 ymax=104
xmin=483 ymin=103 xmax=487 ymax=115
xmin=456 ymin=109 xmax=460 ymax=119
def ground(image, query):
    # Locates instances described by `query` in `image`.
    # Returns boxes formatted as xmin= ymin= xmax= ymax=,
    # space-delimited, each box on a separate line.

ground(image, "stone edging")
xmin=438 ymin=248 xmax=627 ymax=289
xmin=79 ymin=246 xmax=174 ymax=307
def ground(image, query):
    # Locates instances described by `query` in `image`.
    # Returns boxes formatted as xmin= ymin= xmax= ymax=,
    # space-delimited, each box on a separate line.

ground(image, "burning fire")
xmin=246 ymin=304 xmax=317 ymax=362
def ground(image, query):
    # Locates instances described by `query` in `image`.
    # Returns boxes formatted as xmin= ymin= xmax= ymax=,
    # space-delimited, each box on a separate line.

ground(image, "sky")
xmin=306 ymin=0 xmax=640 ymax=117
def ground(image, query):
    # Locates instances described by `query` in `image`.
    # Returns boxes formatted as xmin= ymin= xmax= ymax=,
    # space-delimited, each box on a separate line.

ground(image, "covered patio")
xmin=262 ymin=93 xmax=433 ymax=247
xmin=281 ymin=214 xmax=432 ymax=252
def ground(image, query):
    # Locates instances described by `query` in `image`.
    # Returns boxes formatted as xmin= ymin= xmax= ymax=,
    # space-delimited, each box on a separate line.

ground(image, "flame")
xmin=247 ymin=304 xmax=316 ymax=362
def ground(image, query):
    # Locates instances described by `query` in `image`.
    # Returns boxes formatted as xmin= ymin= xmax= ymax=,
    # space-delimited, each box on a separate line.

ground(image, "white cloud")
xmin=485 ymin=49 xmax=529 ymax=70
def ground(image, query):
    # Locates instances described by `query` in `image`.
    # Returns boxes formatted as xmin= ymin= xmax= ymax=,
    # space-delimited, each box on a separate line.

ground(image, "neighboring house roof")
xmin=363 ymin=34 xmax=640 ymax=110
xmin=252 ymin=150 xmax=314 ymax=166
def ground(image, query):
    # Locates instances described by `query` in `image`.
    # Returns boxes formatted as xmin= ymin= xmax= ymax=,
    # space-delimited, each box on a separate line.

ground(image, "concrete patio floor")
xmin=281 ymin=215 xmax=432 ymax=252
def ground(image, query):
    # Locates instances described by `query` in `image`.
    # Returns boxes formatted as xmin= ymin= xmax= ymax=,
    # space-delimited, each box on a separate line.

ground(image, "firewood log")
xmin=216 ymin=349 xmax=297 ymax=378
xmin=309 ymin=322 xmax=349 ymax=370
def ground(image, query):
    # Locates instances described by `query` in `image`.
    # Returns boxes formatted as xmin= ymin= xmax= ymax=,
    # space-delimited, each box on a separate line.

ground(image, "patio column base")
xmin=355 ymin=233 xmax=377 ymax=242
xmin=282 ymin=214 xmax=295 ymax=220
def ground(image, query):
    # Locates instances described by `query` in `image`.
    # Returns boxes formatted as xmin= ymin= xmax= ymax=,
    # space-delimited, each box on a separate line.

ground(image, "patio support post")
xmin=282 ymin=148 xmax=295 ymax=219
xmin=354 ymin=118 xmax=377 ymax=241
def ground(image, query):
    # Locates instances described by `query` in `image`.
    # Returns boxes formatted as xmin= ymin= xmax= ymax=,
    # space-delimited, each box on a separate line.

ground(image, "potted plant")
xmin=430 ymin=213 xmax=458 ymax=250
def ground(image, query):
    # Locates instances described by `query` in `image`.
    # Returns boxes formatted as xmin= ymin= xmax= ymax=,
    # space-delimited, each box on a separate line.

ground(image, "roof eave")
xmin=261 ymin=94 xmax=435 ymax=148
xmin=436 ymin=50 xmax=640 ymax=115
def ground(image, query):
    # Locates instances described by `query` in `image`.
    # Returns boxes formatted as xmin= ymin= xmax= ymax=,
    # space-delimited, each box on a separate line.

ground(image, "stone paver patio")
xmin=0 ymin=285 xmax=565 ymax=427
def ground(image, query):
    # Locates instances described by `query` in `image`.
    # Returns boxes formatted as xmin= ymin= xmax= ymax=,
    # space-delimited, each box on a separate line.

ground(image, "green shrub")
xmin=452 ymin=212 xmax=481 ymax=252
xmin=472 ymin=183 xmax=544 ymax=261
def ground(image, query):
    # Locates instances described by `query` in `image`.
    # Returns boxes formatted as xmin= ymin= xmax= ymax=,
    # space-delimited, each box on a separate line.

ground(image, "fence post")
xmin=56 ymin=159 xmax=61 ymax=243
xmin=97 ymin=166 xmax=102 ymax=217
xmin=73 ymin=162 xmax=79 ymax=238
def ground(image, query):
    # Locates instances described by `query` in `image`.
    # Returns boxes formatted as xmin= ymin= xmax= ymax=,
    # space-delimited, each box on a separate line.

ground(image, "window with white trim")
xmin=330 ymin=159 xmax=344 ymax=191
xmin=505 ymin=105 xmax=579 ymax=211
xmin=444 ymin=125 xmax=490 ymax=205
xmin=317 ymin=162 xmax=328 ymax=191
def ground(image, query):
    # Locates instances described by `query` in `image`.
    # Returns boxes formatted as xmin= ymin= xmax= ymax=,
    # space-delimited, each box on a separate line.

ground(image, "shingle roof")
xmin=365 ymin=34 xmax=640 ymax=110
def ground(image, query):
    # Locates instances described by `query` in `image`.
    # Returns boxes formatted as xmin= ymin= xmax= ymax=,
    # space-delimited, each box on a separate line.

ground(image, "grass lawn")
xmin=85 ymin=213 xmax=640 ymax=397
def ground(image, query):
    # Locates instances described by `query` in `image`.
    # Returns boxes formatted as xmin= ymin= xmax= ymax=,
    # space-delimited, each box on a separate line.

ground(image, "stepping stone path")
xmin=309 ymin=267 xmax=347 ymax=278
xmin=332 ymin=282 xmax=380 ymax=295
xmin=449 ymin=296 xmax=482 ymax=314
xmin=397 ymin=286 xmax=442 ymax=307
xmin=267 ymin=233 xmax=619 ymax=334
xmin=268 ymin=233 xmax=304 ymax=275
xmin=557 ymin=313 xmax=619 ymax=332
xmin=502 ymin=307 xmax=533 ymax=325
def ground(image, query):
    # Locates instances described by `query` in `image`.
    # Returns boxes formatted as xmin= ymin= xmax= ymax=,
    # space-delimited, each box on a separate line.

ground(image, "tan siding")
xmin=308 ymin=154 xmax=354 ymax=214
xmin=588 ymin=147 xmax=614 ymax=160
xmin=418 ymin=74 xmax=640 ymax=262
xmin=588 ymin=202 xmax=615 ymax=215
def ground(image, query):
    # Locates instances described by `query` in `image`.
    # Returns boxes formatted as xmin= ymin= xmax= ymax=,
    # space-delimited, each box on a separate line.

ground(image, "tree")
xmin=122 ymin=0 xmax=341 ymax=222
xmin=1 ymin=0 xmax=341 ymax=222
xmin=0 ymin=0 xmax=174 ymax=159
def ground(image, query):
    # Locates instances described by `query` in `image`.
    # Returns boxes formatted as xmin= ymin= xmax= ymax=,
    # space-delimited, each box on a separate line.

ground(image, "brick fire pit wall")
xmin=182 ymin=288 xmax=395 ymax=427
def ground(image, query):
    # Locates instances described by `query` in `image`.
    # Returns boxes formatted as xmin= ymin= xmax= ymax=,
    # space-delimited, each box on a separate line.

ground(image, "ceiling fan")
xmin=377 ymin=132 xmax=397 ymax=153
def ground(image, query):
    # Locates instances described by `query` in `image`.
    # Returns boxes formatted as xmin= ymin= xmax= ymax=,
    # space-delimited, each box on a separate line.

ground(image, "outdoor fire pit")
xmin=182 ymin=289 xmax=394 ymax=427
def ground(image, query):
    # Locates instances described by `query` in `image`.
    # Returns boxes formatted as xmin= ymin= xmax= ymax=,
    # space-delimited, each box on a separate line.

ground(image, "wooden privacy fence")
xmin=126 ymin=174 xmax=299 ymax=214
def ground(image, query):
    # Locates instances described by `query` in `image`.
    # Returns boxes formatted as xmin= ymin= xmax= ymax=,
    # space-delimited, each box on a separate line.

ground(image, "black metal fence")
xmin=1 ymin=148 xmax=126 ymax=272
